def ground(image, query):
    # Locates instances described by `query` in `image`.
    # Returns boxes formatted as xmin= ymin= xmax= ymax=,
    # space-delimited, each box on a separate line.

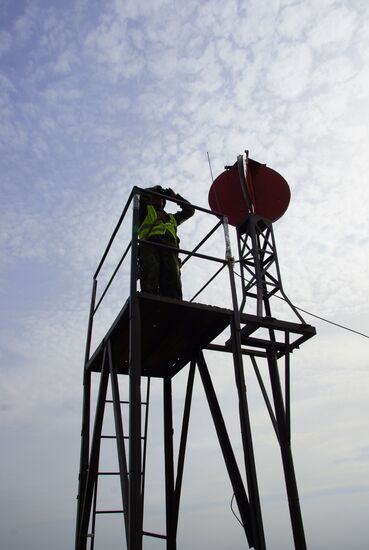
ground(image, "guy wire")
xmin=207 ymin=151 xmax=223 ymax=213
xmin=233 ymin=268 xmax=369 ymax=340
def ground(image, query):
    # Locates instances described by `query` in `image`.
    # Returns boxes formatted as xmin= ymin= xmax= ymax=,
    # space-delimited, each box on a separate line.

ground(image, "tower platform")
xmin=86 ymin=292 xmax=233 ymax=378
xmin=86 ymin=292 xmax=316 ymax=378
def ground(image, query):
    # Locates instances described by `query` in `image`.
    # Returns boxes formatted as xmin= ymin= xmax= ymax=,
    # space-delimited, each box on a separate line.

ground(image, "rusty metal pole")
xmin=223 ymin=217 xmax=266 ymax=550
xmin=129 ymin=193 xmax=143 ymax=550
xmin=266 ymin=345 xmax=307 ymax=550
xmin=75 ymin=277 xmax=97 ymax=550
xmin=163 ymin=377 xmax=176 ymax=549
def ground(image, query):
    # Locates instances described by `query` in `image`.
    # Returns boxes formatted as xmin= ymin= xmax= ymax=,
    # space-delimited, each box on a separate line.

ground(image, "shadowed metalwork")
xmin=75 ymin=181 xmax=315 ymax=550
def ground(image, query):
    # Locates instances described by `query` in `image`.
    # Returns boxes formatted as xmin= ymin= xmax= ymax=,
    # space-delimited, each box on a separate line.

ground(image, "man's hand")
xmin=163 ymin=187 xmax=176 ymax=197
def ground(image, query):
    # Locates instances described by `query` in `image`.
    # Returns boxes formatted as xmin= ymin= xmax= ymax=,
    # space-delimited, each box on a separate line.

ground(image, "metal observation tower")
xmin=75 ymin=151 xmax=316 ymax=550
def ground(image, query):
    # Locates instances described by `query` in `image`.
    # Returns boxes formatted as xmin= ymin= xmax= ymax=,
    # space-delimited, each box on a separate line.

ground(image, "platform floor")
xmin=86 ymin=292 xmax=233 ymax=378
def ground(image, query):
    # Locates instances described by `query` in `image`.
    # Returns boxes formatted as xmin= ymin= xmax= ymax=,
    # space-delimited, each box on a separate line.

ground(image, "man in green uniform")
xmin=138 ymin=186 xmax=195 ymax=299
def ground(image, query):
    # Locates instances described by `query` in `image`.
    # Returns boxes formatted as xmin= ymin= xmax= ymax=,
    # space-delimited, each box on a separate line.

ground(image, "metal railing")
xmin=84 ymin=186 xmax=233 ymax=366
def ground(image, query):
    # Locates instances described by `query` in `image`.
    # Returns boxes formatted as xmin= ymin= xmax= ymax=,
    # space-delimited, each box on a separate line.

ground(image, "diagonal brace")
xmin=197 ymin=351 xmax=254 ymax=547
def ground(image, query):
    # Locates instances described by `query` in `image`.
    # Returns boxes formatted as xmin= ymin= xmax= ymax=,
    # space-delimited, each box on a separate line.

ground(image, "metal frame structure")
xmin=235 ymin=213 xmax=315 ymax=549
xmin=75 ymin=185 xmax=316 ymax=550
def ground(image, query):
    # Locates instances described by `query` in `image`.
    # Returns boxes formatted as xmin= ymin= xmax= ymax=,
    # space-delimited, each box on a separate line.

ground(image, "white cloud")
xmin=314 ymin=90 xmax=348 ymax=118
xmin=277 ymin=3 xmax=314 ymax=41
xmin=307 ymin=5 xmax=358 ymax=49
xmin=312 ymin=55 xmax=358 ymax=88
xmin=0 ymin=29 xmax=12 ymax=55
xmin=13 ymin=3 xmax=40 ymax=42
xmin=1 ymin=1 xmax=369 ymax=548
xmin=265 ymin=43 xmax=313 ymax=99
xmin=42 ymin=84 xmax=82 ymax=102
xmin=0 ymin=72 xmax=16 ymax=97
xmin=112 ymin=0 xmax=171 ymax=19
xmin=84 ymin=14 xmax=145 ymax=80
xmin=148 ymin=47 xmax=178 ymax=79
xmin=52 ymin=50 xmax=77 ymax=75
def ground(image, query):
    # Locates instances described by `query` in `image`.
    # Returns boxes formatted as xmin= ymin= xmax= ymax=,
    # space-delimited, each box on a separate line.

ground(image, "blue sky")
xmin=1 ymin=0 xmax=369 ymax=549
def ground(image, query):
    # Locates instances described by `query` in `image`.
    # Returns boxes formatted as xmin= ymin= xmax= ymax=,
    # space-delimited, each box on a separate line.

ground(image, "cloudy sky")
xmin=1 ymin=0 xmax=369 ymax=548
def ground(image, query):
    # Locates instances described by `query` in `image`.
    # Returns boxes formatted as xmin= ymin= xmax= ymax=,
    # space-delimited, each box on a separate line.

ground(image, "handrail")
xmin=139 ymin=239 xmax=227 ymax=265
xmin=90 ymin=186 xmax=229 ymax=327
xmin=83 ymin=186 xmax=230 ymax=375
xmin=94 ymin=241 xmax=132 ymax=315
xmin=181 ymin=220 xmax=222 ymax=268
xmin=189 ymin=263 xmax=227 ymax=303
xmin=94 ymin=186 xmax=226 ymax=280
xmin=134 ymin=186 xmax=226 ymax=218
xmin=94 ymin=187 xmax=135 ymax=279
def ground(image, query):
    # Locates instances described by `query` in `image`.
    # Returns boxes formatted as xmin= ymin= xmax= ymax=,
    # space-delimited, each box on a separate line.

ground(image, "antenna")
xmin=206 ymin=151 xmax=214 ymax=183
xmin=207 ymin=151 xmax=223 ymax=213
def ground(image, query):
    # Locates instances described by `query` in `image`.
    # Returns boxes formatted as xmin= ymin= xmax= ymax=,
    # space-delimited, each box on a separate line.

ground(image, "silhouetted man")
xmin=138 ymin=186 xmax=194 ymax=299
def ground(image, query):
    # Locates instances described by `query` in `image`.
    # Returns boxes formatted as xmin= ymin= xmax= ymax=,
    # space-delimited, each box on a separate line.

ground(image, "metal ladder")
xmin=87 ymin=374 xmax=151 ymax=549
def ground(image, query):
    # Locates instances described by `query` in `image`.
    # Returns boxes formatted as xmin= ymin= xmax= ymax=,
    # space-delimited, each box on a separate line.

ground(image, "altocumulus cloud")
xmin=0 ymin=1 xmax=369 ymax=549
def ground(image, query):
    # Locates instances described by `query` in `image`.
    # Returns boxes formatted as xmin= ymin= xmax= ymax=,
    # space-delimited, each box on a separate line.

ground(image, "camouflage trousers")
xmin=139 ymin=238 xmax=182 ymax=300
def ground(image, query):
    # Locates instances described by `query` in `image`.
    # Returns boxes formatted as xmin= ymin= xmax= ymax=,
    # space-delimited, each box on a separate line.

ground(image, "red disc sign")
xmin=208 ymin=159 xmax=290 ymax=226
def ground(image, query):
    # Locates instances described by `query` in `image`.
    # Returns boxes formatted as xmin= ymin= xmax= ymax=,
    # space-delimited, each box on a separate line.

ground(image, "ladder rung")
xmin=98 ymin=472 xmax=144 ymax=476
xmin=95 ymin=509 xmax=124 ymax=514
xmin=143 ymin=530 xmax=167 ymax=540
xmin=105 ymin=400 xmax=147 ymax=405
xmin=101 ymin=435 xmax=145 ymax=440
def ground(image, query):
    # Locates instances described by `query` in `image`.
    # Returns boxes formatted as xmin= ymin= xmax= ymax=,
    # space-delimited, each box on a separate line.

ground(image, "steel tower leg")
xmin=75 ymin=369 xmax=91 ymax=550
xmin=197 ymin=352 xmax=254 ymax=547
xmin=266 ymin=345 xmax=307 ymax=550
xmin=163 ymin=378 xmax=176 ymax=550
xmin=230 ymin=317 xmax=266 ymax=550
xmin=129 ymin=193 xmax=143 ymax=550
xmin=227 ymin=268 xmax=266 ymax=549
xmin=77 ymin=350 xmax=110 ymax=549
xmin=173 ymin=361 xmax=195 ymax=536
xmin=75 ymin=278 xmax=97 ymax=550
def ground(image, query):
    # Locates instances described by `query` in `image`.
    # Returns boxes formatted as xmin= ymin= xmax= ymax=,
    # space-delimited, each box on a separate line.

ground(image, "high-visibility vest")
xmin=138 ymin=205 xmax=178 ymax=241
